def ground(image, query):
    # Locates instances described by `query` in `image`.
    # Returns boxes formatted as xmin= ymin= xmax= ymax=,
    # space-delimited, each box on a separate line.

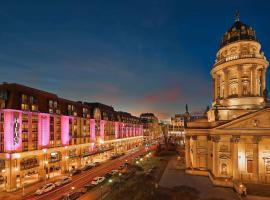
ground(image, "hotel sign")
xmin=13 ymin=117 xmax=20 ymax=145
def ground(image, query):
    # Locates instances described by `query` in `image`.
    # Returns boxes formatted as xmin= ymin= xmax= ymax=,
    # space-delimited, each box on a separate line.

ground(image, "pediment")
xmin=216 ymin=108 xmax=270 ymax=130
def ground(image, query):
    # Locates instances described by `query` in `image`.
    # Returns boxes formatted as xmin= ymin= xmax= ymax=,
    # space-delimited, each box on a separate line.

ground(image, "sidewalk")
xmin=159 ymin=155 xmax=239 ymax=200
xmin=0 ymin=173 xmax=65 ymax=200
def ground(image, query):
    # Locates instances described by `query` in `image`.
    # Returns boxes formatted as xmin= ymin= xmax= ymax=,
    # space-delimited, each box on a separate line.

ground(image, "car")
xmin=70 ymin=169 xmax=81 ymax=176
xmin=61 ymin=191 xmax=81 ymax=200
xmin=84 ymin=184 xmax=95 ymax=191
xmin=104 ymin=172 xmax=112 ymax=178
xmin=55 ymin=176 xmax=72 ymax=187
xmin=110 ymin=170 xmax=118 ymax=175
xmin=118 ymin=165 xmax=125 ymax=171
xmin=92 ymin=162 xmax=100 ymax=167
xmin=35 ymin=183 xmax=55 ymax=195
xmin=91 ymin=176 xmax=105 ymax=185
xmin=82 ymin=165 xmax=92 ymax=171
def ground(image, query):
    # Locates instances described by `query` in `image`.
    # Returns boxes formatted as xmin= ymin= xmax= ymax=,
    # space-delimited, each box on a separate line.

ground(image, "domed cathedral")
xmin=209 ymin=13 xmax=268 ymax=121
xmin=185 ymin=12 xmax=270 ymax=187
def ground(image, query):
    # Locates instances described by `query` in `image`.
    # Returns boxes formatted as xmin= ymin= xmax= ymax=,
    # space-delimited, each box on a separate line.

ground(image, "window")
xmin=29 ymin=96 xmax=34 ymax=104
xmin=247 ymin=160 xmax=253 ymax=173
xmin=31 ymin=104 xmax=38 ymax=111
xmin=54 ymin=101 xmax=57 ymax=108
xmin=49 ymin=100 xmax=53 ymax=108
xmin=21 ymin=104 xmax=29 ymax=110
xmin=22 ymin=94 xmax=27 ymax=103
xmin=0 ymin=91 xmax=7 ymax=100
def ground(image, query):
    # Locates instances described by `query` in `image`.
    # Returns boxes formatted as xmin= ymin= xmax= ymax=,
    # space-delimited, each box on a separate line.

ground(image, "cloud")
xmin=139 ymin=85 xmax=182 ymax=104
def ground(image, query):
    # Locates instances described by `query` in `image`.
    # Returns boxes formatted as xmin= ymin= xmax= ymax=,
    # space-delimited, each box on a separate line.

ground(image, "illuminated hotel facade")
xmin=0 ymin=83 xmax=143 ymax=191
xmin=185 ymin=15 xmax=270 ymax=186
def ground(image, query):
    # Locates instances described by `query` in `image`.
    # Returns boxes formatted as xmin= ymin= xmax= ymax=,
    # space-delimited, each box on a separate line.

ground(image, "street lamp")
xmin=44 ymin=160 xmax=48 ymax=184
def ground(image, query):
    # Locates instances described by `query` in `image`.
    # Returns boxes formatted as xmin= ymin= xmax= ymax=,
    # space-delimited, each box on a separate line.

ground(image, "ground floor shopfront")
xmin=0 ymin=136 xmax=143 ymax=192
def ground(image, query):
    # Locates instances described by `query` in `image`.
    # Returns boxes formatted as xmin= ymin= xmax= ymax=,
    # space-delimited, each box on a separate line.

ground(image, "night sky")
xmin=0 ymin=0 xmax=269 ymax=119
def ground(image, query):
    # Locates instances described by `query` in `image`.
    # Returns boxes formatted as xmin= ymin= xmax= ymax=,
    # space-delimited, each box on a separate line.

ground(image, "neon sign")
xmin=13 ymin=117 xmax=20 ymax=145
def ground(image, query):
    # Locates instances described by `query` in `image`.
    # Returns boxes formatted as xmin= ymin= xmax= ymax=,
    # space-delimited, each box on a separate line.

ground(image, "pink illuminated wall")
xmin=100 ymin=120 xmax=105 ymax=141
xmin=133 ymin=126 xmax=136 ymax=137
xmin=114 ymin=122 xmax=119 ymax=139
xmin=126 ymin=126 xmax=129 ymax=138
xmin=140 ymin=125 xmax=143 ymax=136
xmin=61 ymin=116 xmax=70 ymax=145
xmin=4 ymin=110 xmax=22 ymax=151
xmin=90 ymin=119 xmax=95 ymax=142
xmin=38 ymin=113 xmax=50 ymax=147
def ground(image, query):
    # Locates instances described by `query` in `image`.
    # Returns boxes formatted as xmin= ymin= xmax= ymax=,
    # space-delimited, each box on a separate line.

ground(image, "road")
xmin=24 ymin=145 xmax=155 ymax=200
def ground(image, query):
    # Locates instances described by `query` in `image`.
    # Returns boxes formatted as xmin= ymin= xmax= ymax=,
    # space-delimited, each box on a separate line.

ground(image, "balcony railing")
xmin=214 ymin=53 xmax=266 ymax=67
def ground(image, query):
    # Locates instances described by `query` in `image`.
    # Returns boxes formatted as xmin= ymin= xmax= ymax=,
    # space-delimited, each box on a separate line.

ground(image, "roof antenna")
xmin=235 ymin=10 xmax=240 ymax=22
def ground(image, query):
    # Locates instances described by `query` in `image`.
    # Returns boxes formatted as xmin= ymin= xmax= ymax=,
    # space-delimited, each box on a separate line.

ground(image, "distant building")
xmin=139 ymin=113 xmax=161 ymax=143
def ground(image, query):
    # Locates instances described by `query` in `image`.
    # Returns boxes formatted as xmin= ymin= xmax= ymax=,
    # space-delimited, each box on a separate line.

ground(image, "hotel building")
xmin=0 ymin=83 xmax=143 ymax=191
xmin=185 ymin=15 xmax=270 ymax=186
xmin=139 ymin=113 xmax=161 ymax=143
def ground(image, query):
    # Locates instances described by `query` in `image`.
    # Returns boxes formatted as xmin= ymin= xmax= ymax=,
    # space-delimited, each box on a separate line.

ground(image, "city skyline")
xmin=0 ymin=0 xmax=270 ymax=119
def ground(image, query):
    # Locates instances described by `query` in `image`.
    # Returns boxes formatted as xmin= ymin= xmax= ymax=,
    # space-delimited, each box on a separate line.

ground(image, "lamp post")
xmin=100 ymin=185 xmax=103 ymax=200
xmin=44 ymin=161 xmax=48 ymax=184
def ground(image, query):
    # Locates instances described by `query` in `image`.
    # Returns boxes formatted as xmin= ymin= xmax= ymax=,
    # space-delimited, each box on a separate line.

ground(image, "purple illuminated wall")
xmin=90 ymin=119 xmax=95 ymax=142
xmin=114 ymin=122 xmax=119 ymax=139
xmin=100 ymin=120 xmax=105 ymax=141
xmin=38 ymin=113 xmax=50 ymax=147
xmin=4 ymin=110 xmax=22 ymax=151
xmin=61 ymin=115 xmax=70 ymax=145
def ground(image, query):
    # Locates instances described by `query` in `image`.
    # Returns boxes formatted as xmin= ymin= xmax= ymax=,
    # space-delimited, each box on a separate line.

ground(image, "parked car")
xmin=61 ymin=191 xmax=81 ymax=200
xmin=91 ymin=162 xmax=100 ymax=167
xmin=70 ymin=169 xmax=81 ymax=176
xmin=91 ymin=177 xmax=105 ymax=185
xmin=82 ymin=165 xmax=92 ymax=171
xmin=55 ymin=176 xmax=72 ymax=187
xmin=35 ymin=183 xmax=55 ymax=195
xmin=93 ymin=162 xmax=100 ymax=167
xmin=84 ymin=184 xmax=95 ymax=191
xmin=104 ymin=172 xmax=113 ymax=178
xmin=109 ymin=170 xmax=118 ymax=175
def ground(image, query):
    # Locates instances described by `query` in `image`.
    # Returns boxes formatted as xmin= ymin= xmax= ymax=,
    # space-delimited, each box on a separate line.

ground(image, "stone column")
xmin=261 ymin=67 xmax=266 ymax=93
xmin=185 ymin=136 xmax=191 ymax=168
xmin=252 ymin=136 xmax=261 ymax=182
xmin=231 ymin=136 xmax=240 ymax=180
xmin=6 ymin=158 xmax=17 ymax=191
xmin=207 ymin=135 xmax=212 ymax=170
xmin=212 ymin=136 xmax=220 ymax=177
xmin=212 ymin=76 xmax=216 ymax=101
xmin=223 ymin=69 xmax=229 ymax=98
xmin=237 ymin=65 xmax=243 ymax=97
xmin=250 ymin=65 xmax=256 ymax=96
xmin=192 ymin=135 xmax=198 ymax=169
xmin=213 ymin=73 xmax=218 ymax=101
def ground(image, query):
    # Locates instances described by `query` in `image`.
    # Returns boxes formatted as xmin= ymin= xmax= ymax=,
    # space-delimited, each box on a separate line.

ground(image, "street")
xmin=21 ymin=145 xmax=154 ymax=200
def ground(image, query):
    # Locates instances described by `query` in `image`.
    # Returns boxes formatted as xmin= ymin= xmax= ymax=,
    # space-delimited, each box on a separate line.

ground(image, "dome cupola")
xmin=220 ymin=12 xmax=257 ymax=49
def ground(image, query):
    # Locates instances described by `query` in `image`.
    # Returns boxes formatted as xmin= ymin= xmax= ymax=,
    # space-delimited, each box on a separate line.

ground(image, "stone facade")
xmin=185 ymin=16 xmax=270 ymax=185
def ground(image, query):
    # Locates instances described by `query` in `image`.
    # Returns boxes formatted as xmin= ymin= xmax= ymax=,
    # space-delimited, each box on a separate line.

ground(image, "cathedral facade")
xmin=185 ymin=15 xmax=270 ymax=186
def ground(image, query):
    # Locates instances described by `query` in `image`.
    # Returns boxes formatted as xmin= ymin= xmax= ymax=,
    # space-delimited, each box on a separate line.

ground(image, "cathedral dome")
xmin=220 ymin=19 xmax=257 ymax=49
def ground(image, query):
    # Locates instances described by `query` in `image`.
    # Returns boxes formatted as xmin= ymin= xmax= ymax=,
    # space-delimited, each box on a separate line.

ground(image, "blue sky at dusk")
xmin=0 ymin=0 xmax=269 ymax=119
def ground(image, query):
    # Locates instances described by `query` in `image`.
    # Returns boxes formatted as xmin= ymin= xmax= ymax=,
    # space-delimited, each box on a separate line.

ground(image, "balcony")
xmin=214 ymin=53 xmax=266 ymax=67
